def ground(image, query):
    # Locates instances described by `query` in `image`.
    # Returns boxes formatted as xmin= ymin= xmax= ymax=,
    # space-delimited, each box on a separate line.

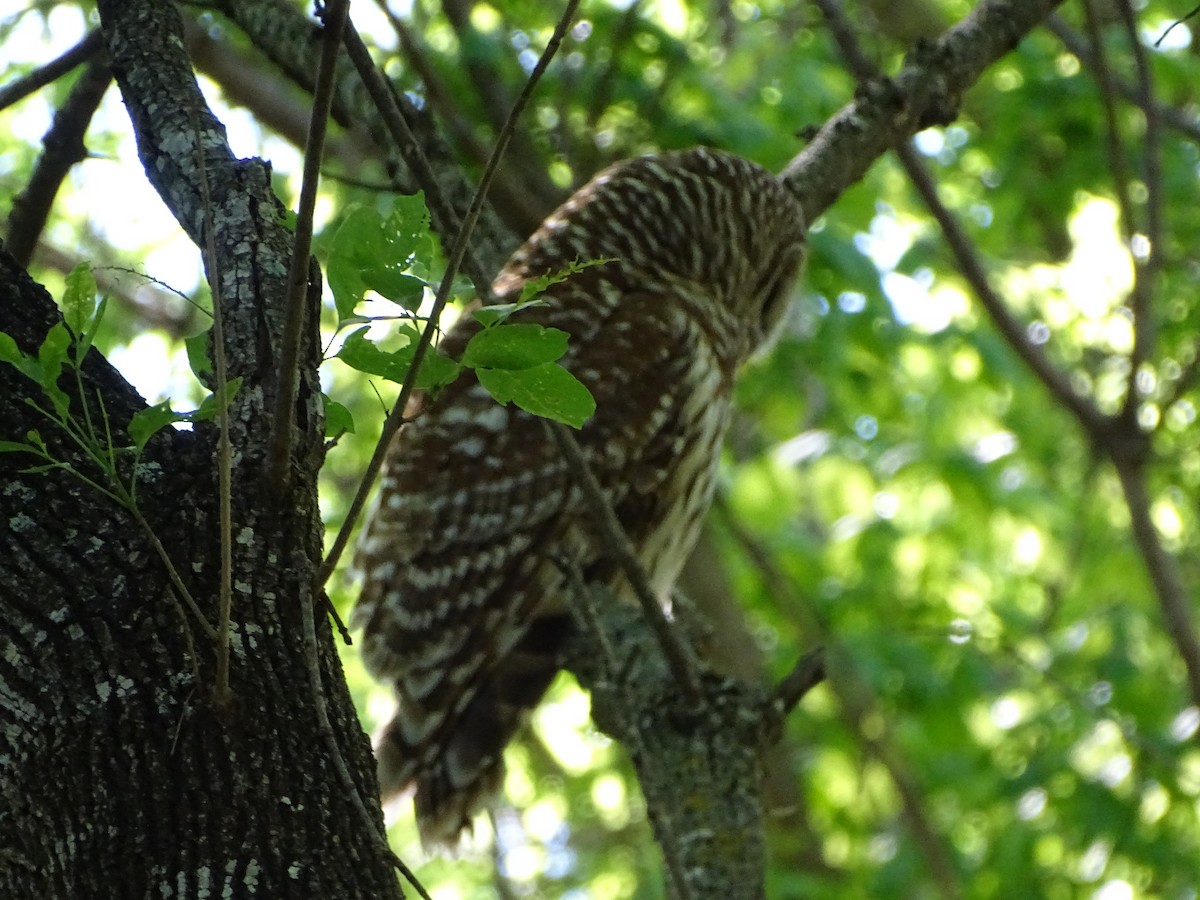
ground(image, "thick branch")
xmin=782 ymin=0 xmax=1065 ymax=220
xmin=564 ymin=599 xmax=770 ymax=900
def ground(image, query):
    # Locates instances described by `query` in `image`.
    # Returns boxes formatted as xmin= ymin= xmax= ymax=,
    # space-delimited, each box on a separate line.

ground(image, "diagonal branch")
xmin=268 ymin=0 xmax=351 ymax=493
xmin=0 ymin=30 xmax=104 ymax=111
xmin=318 ymin=0 xmax=582 ymax=588
xmin=782 ymin=0 xmax=1066 ymax=221
xmin=6 ymin=58 xmax=111 ymax=268
xmin=547 ymin=421 xmax=701 ymax=702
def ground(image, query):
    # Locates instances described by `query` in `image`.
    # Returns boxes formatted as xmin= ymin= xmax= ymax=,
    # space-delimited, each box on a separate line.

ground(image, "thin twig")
xmin=715 ymin=497 xmax=962 ymax=900
xmin=782 ymin=0 xmax=1067 ymax=220
xmin=131 ymin=506 xmax=218 ymax=642
xmin=1114 ymin=0 xmax=1163 ymax=414
xmin=770 ymin=647 xmax=826 ymax=722
xmin=900 ymin=147 xmax=1109 ymax=436
xmin=6 ymin=58 xmax=111 ymax=267
xmin=338 ymin=22 xmax=494 ymax=295
xmin=375 ymin=0 xmax=551 ymax=234
xmin=318 ymin=0 xmax=581 ymax=588
xmin=188 ymin=104 xmax=235 ymax=705
xmin=546 ymin=421 xmax=701 ymax=703
xmin=1113 ymin=457 xmax=1200 ymax=710
xmin=1155 ymin=4 xmax=1200 ymax=47
xmin=260 ymin=4 xmax=425 ymax=883
xmin=268 ymin=0 xmax=352 ymax=494
xmin=297 ymin=578 xmax=434 ymax=899
xmin=1080 ymin=0 xmax=1142 ymax=425
xmin=812 ymin=0 xmax=1107 ymax=440
xmin=1045 ymin=16 xmax=1200 ymax=145
xmin=0 ymin=30 xmax=104 ymax=111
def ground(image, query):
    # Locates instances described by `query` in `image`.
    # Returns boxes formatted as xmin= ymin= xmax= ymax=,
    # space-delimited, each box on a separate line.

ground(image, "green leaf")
xmin=0 ymin=440 xmax=37 ymax=454
xmin=473 ymin=299 xmax=550 ymax=328
xmin=337 ymin=326 xmax=413 ymax=381
xmin=192 ymin=376 xmax=244 ymax=422
xmin=128 ymin=401 xmax=186 ymax=451
xmin=462 ymin=324 xmax=569 ymax=370
xmin=76 ymin=295 xmax=107 ymax=362
xmin=327 ymin=197 xmax=434 ymax=320
xmin=62 ymin=263 xmax=98 ymax=339
xmin=383 ymin=192 xmax=432 ymax=267
xmin=127 ymin=378 xmax=242 ymax=450
xmin=37 ymin=323 xmax=72 ymax=414
xmin=362 ymin=268 xmax=426 ymax=308
xmin=328 ymin=208 xmax=386 ymax=320
xmin=185 ymin=330 xmax=212 ymax=381
xmin=322 ymin=395 xmax=355 ymax=437
xmin=516 ymin=257 xmax=612 ymax=305
xmin=0 ymin=331 xmax=39 ymax=382
xmin=477 ymin=362 xmax=595 ymax=428
xmin=337 ymin=327 xmax=460 ymax=390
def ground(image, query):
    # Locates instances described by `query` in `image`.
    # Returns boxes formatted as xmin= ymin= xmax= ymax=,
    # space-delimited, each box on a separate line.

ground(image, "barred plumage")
xmin=353 ymin=147 xmax=806 ymax=846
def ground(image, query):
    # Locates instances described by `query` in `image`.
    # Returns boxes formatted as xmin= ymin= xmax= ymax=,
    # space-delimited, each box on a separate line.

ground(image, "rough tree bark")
xmin=1 ymin=1 xmax=400 ymax=896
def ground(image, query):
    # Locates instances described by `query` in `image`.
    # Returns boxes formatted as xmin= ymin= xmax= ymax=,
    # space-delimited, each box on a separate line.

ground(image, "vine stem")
xmin=317 ymin=0 xmax=582 ymax=589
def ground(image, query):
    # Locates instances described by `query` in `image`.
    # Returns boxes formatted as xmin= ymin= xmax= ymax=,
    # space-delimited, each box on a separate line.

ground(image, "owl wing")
xmin=352 ymin=290 xmax=713 ymax=843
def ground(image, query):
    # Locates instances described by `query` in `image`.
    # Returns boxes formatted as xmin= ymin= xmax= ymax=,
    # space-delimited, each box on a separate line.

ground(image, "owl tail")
xmin=374 ymin=612 xmax=573 ymax=850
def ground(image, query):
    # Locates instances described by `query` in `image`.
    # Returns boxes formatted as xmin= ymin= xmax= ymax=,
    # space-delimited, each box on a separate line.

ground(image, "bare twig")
xmin=318 ymin=0 xmax=581 ymax=588
xmin=131 ymin=505 xmax=218 ymax=642
xmin=1156 ymin=4 xmax=1200 ymax=47
xmin=1045 ymin=16 xmax=1200 ymax=145
xmin=0 ymin=30 xmax=104 ymax=111
xmin=6 ymin=59 xmax=111 ymax=267
xmin=1079 ymin=0 xmax=1152 ymax=422
xmin=771 ymin=647 xmax=826 ymax=722
xmin=297 ymin=580 xmax=434 ymax=899
xmin=253 ymin=4 xmax=426 ymax=885
xmin=782 ymin=0 xmax=1066 ymax=220
xmin=268 ymin=0 xmax=351 ymax=494
xmin=338 ymin=22 xmax=495 ymax=295
xmin=715 ymin=498 xmax=961 ymax=900
xmin=902 ymin=147 xmax=1110 ymax=437
xmin=1113 ymin=458 xmax=1200 ymax=709
xmin=812 ymin=0 xmax=1108 ymax=440
xmin=546 ymin=421 xmax=702 ymax=702
xmin=376 ymin=0 xmax=552 ymax=234
xmin=1114 ymin=0 xmax=1164 ymax=412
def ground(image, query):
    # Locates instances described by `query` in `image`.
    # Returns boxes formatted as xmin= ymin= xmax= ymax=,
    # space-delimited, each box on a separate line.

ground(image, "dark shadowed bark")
xmin=0 ymin=0 xmax=400 ymax=895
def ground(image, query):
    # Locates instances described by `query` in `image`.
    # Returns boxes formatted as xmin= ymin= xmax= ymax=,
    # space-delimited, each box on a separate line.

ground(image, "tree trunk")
xmin=0 ymin=0 xmax=402 ymax=893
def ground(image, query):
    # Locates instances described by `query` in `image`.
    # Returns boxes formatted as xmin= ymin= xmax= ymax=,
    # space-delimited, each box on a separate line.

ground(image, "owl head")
xmin=496 ymin=147 xmax=807 ymax=366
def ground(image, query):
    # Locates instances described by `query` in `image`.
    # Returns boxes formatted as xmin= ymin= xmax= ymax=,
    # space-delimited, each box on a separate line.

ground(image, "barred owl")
xmin=353 ymin=147 xmax=806 ymax=846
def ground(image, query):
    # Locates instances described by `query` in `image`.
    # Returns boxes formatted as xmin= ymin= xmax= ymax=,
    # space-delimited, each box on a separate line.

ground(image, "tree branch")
xmin=5 ymin=58 xmax=111 ymax=268
xmin=0 ymin=30 xmax=104 ymax=111
xmin=209 ymin=0 xmax=516 ymax=275
xmin=782 ymin=0 xmax=1065 ymax=221
xmin=268 ymin=0 xmax=350 ymax=493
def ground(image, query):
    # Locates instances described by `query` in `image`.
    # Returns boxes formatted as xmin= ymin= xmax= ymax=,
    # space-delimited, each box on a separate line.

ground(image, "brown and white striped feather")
xmin=351 ymin=147 xmax=806 ymax=847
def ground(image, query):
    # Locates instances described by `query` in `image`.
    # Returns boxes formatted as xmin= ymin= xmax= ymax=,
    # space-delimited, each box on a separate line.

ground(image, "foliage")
xmin=325 ymin=197 xmax=596 ymax=427
xmin=5 ymin=0 xmax=1200 ymax=897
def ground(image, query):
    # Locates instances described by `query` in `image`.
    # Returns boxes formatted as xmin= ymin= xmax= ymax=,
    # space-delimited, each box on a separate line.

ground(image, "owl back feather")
xmin=353 ymin=148 xmax=805 ymax=847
